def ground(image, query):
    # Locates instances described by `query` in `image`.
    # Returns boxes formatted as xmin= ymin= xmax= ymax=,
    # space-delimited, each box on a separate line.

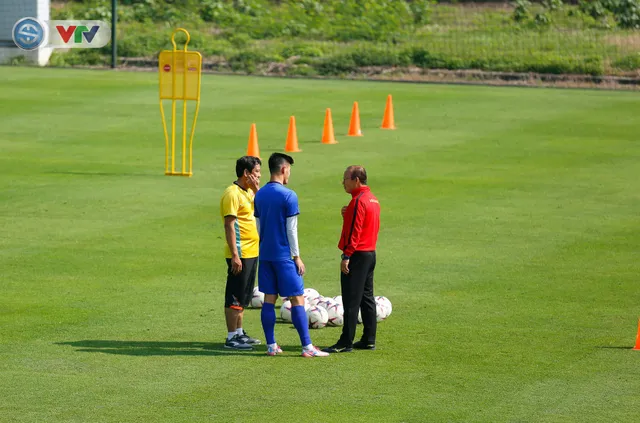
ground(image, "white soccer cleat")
xmin=301 ymin=345 xmax=330 ymax=357
xmin=266 ymin=344 xmax=283 ymax=356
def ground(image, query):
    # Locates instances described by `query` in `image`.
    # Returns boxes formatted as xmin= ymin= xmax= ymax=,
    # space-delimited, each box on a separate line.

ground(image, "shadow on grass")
xmin=55 ymin=340 xmax=266 ymax=357
xmin=56 ymin=339 xmax=305 ymax=357
xmin=45 ymin=171 xmax=161 ymax=177
xmin=595 ymin=346 xmax=635 ymax=350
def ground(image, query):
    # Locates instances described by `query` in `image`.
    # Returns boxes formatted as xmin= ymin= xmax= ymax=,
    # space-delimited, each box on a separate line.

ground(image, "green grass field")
xmin=1 ymin=67 xmax=639 ymax=422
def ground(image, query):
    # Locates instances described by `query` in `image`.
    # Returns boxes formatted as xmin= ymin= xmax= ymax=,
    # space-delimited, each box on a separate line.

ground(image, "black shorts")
xmin=224 ymin=257 xmax=258 ymax=310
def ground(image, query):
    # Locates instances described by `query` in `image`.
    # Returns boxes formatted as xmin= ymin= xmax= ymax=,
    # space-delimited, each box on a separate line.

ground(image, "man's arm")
xmin=285 ymin=192 xmax=304 ymax=276
xmin=286 ymin=215 xmax=300 ymax=258
xmin=343 ymin=199 xmax=366 ymax=258
xmin=286 ymin=216 xmax=305 ymax=276
xmin=341 ymin=199 xmax=366 ymax=274
xmin=224 ymin=216 xmax=242 ymax=275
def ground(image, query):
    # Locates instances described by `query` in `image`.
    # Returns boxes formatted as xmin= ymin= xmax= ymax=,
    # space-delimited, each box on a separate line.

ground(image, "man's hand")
xmin=231 ymin=255 xmax=242 ymax=275
xmin=294 ymin=256 xmax=305 ymax=276
xmin=341 ymin=206 xmax=347 ymax=217
xmin=341 ymin=259 xmax=350 ymax=275
xmin=247 ymin=173 xmax=260 ymax=192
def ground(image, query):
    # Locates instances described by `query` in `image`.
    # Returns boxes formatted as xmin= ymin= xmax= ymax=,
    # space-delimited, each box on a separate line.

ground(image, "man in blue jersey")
xmin=254 ymin=152 xmax=329 ymax=358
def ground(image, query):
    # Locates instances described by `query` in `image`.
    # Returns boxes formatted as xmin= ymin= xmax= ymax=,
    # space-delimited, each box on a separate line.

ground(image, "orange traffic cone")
xmin=633 ymin=319 xmax=640 ymax=350
xmin=246 ymin=123 xmax=260 ymax=158
xmin=322 ymin=108 xmax=338 ymax=144
xmin=347 ymin=101 xmax=363 ymax=137
xmin=285 ymin=116 xmax=301 ymax=152
xmin=381 ymin=94 xmax=396 ymax=130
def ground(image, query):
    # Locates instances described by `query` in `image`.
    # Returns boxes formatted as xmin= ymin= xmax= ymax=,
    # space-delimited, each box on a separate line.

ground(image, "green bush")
xmin=409 ymin=47 xmax=448 ymax=68
xmin=316 ymin=54 xmax=358 ymax=75
xmin=107 ymin=22 xmax=230 ymax=58
xmin=280 ymin=43 xmax=324 ymax=59
xmin=115 ymin=24 xmax=171 ymax=57
xmin=226 ymin=50 xmax=283 ymax=73
xmin=286 ymin=64 xmax=318 ymax=77
xmin=542 ymin=0 xmax=564 ymax=11
xmin=329 ymin=1 xmax=413 ymax=42
xmin=612 ymin=0 xmax=640 ymax=29
xmin=293 ymin=56 xmax=320 ymax=65
xmin=349 ymin=45 xmax=411 ymax=67
xmin=185 ymin=33 xmax=233 ymax=57
xmin=7 ymin=55 xmax=30 ymax=66
xmin=513 ymin=0 xmax=532 ymax=22
xmin=579 ymin=0 xmax=609 ymax=19
xmin=48 ymin=49 xmax=108 ymax=67
xmin=613 ymin=53 xmax=640 ymax=70
xmin=534 ymin=12 xmax=552 ymax=26
xmin=222 ymin=32 xmax=252 ymax=49
xmin=409 ymin=0 xmax=436 ymax=25
xmin=200 ymin=0 xmax=244 ymax=25
xmin=579 ymin=0 xmax=640 ymax=28
xmin=505 ymin=54 xmax=604 ymax=75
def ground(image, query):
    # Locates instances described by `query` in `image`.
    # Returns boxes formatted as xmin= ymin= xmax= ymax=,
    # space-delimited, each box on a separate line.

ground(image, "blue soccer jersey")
xmin=254 ymin=181 xmax=300 ymax=261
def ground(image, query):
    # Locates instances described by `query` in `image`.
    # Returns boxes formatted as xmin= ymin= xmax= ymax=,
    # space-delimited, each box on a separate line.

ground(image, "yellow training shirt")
xmin=220 ymin=183 xmax=259 ymax=259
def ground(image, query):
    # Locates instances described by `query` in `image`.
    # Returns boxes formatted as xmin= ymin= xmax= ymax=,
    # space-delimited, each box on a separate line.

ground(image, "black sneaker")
xmin=224 ymin=334 xmax=253 ymax=350
xmin=238 ymin=330 xmax=262 ymax=345
xmin=321 ymin=344 xmax=353 ymax=353
xmin=353 ymin=340 xmax=376 ymax=350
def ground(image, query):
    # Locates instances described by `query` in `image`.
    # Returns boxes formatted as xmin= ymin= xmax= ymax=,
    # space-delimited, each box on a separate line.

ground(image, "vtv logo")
xmin=48 ymin=20 xmax=111 ymax=48
xmin=13 ymin=18 xmax=111 ymax=50
xmin=56 ymin=25 xmax=101 ymax=44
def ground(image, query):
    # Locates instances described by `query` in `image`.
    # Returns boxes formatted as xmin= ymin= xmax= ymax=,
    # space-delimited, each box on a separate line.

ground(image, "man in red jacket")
xmin=323 ymin=165 xmax=380 ymax=353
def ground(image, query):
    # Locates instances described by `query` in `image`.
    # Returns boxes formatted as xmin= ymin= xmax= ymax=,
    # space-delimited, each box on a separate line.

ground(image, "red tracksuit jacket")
xmin=338 ymin=186 xmax=380 ymax=257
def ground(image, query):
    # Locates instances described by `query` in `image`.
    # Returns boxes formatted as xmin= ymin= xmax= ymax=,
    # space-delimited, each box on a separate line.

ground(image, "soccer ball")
xmin=250 ymin=287 xmax=265 ymax=308
xmin=307 ymin=306 xmax=329 ymax=329
xmin=303 ymin=288 xmax=320 ymax=299
xmin=280 ymin=300 xmax=293 ymax=322
xmin=326 ymin=303 xmax=344 ymax=327
xmin=315 ymin=298 xmax=327 ymax=309
xmin=317 ymin=298 xmax=334 ymax=311
xmin=333 ymin=295 xmax=343 ymax=305
xmin=280 ymin=299 xmax=311 ymax=322
xmin=376 ymin=303 xmax=388 ymax=322
xmin=307 ymin=295 xmax=325 ymax=307
xmin=375 ymin=296 xmax=392 ymax=317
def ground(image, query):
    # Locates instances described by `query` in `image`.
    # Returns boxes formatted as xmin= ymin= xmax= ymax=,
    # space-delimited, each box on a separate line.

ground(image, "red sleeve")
xmin=343 ymin=199 xmax=366 ymax=257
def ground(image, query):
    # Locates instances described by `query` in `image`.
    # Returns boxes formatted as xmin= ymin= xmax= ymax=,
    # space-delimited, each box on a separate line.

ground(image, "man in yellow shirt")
xmin=220 ymin=156 xmax=262 ymax=350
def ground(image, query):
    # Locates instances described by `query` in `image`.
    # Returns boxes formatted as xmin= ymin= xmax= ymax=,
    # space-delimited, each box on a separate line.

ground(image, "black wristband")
xmin=341 ymin=254 xmax=350 ymax=260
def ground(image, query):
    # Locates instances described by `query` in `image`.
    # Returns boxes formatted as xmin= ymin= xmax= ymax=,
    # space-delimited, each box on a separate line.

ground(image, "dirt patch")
xmin=365 ymin=68 xmax=640 ymax=90
xmin=114 ymin=57 xmax=640 ymax=91
xmin=43 ymin=57 xmax=640 ymax=91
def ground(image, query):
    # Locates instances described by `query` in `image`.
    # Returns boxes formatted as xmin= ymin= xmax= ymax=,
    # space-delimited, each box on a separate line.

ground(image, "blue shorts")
xmin=258 ymin=259 xmax=304 ymax=298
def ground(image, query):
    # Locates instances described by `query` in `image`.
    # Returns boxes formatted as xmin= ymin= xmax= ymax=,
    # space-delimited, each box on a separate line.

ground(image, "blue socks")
xmin=262 ymin=303 xmax=311 ymax=348
xmin=291 ymin=305 xmax=312 ymax=347
xmin=261 ymin=302 xmax=276 ymax=345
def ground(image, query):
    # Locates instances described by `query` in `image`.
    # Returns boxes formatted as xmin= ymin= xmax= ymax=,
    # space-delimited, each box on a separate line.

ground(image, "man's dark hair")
xmin=236 ymin=156 xmax=261 ymax=178
xmin=268 ymin=152 xmax=294 ymax=174
xmin=346 ymin=165 xmax=367 ymax=185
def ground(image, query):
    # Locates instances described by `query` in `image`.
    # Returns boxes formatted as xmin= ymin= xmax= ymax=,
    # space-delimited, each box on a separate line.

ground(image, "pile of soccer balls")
xmin=249 ymin=287 xmax=392 ymax=329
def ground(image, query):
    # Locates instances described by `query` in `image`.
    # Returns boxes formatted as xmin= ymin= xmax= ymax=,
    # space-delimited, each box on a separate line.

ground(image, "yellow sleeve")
xmin=221 ymin=190 xmax=239 ymax=217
